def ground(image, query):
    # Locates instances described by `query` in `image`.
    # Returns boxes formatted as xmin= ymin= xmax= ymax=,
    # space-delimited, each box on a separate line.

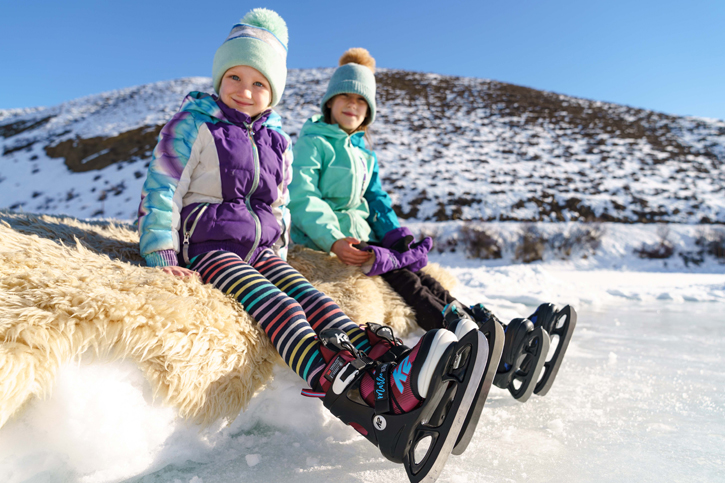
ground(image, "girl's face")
xmin=327 ymin=93 xmax=368 ymax=134
xmin=219 ymin=65 xmax=272 ymax=118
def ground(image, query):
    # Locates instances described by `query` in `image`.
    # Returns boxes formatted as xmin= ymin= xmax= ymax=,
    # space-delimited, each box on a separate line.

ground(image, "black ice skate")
xmin=440 ymin=302 xmax=503 ymax=455
xmin=492 ymin=317 xmax=550 ymax=402
xmin=315 ymin=325 xmax=487 ymax=483
xmin=527 ymin=304 xmax=577 ymax=396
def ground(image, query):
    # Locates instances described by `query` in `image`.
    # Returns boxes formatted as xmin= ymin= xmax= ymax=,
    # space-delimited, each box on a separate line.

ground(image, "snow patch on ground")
xmin=1 ymin=257 xmax=723 ymax=483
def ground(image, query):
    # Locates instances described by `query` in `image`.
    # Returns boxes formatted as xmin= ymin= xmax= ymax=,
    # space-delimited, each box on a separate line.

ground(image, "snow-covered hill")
xmin=1 ymin=69 xmax=724 ymax=222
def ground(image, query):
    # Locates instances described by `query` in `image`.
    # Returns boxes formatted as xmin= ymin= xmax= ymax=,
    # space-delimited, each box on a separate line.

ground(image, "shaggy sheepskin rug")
xmin=0 ymin=211 xmax=456 ymax=429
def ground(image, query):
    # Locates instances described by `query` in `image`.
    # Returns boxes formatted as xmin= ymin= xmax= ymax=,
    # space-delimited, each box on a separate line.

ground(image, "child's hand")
xmin=161 ymin=266 xmax=201 ymax=280
xmin=331 ymin=237 xmax=372 ymax=266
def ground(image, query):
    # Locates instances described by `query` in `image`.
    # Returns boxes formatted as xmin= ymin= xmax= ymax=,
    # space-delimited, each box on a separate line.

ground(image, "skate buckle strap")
xmin=352 ymin=354 xmax=373 ymax=369
xmin=330 ymin=354 xmax=376 ymax=395
xmin=324 ymin=355 xmax=348 ymax=383
xmin=332 ymin=363 xmax=360 ymax=395
xmin=377 ymin=344 xmax=410 ymax=363
xmin=374 ymin=363 xmax=392 ymax=414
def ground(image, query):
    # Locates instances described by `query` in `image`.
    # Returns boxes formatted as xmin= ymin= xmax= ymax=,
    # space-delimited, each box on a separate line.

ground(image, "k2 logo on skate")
xmin=392 ymin=358 xmax=412 ymax=393
xmin=373 ymin=415 xmax=387 ymax=431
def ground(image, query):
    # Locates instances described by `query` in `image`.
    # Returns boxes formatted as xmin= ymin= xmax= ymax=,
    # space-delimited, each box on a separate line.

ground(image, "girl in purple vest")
xmin=137 ymin=10 xmax=486 ymax=480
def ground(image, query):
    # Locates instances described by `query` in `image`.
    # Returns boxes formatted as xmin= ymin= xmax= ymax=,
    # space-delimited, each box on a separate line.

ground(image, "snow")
xmin=406 ymin=221 xmax=725 ymax=277
xmin=1 ymin=255 xmax=723 ymax=483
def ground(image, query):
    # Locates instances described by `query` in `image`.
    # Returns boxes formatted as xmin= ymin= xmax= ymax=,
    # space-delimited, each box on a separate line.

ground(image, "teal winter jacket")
xmin=289 ymin=115 xmax=399 ymax=252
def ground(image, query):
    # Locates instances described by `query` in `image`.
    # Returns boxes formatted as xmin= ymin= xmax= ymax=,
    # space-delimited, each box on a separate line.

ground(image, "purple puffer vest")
xmin=179 ymin=99 xmax=289 ymax=265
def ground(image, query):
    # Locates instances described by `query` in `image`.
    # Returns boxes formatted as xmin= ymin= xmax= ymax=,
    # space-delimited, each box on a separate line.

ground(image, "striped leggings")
xmin=188 ymin=249 xmax=371 ymax=388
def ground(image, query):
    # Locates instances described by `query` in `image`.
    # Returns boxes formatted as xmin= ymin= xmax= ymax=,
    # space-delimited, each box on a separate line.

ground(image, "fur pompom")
xmin=339 ymin=48 xmax=376 ymax=73
xmin=241 ymin=8 xmax=289 ymax=47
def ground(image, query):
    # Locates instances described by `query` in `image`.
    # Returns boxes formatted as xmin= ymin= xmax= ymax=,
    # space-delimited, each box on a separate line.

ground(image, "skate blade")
xmin=534 ymin=305 xmax=577 ymax=396
xmin=405 ymin=330 xmax=487 ymax=483
xmin=451 ymin=319 xmax=504 ymax=455
xmin=508 ymin=327 xmax=550 ymax=402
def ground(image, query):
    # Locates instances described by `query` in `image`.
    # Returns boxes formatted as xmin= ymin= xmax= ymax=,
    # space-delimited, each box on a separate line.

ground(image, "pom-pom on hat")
xmin=212 ymin=8 xmax=288 ymax=107
xmin=321 ymin=48 xmax=377 ymax=125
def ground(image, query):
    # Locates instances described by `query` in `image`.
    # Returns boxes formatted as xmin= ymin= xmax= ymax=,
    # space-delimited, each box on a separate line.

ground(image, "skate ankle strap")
xmin=376 ymin=344 xmax=410 ymax=363
xmin=301 ymin=388 xmax=326 ymax=398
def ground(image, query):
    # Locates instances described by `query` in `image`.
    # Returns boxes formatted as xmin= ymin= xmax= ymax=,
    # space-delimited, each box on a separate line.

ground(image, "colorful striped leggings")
xmin=188 ymin=249 xmax=371 ymax=388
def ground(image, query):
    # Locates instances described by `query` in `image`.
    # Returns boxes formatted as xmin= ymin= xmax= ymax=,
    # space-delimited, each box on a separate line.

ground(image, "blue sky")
xmin=1 ymin=0 xmax=724 ymax=120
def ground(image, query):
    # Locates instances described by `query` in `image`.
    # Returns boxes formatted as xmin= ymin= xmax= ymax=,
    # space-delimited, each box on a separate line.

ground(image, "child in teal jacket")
xmin=289 ymin=48 xmax=577 ymax=403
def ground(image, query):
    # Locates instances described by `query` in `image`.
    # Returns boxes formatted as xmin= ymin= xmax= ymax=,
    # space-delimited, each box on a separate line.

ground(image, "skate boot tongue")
xmin=320 ymin=328 xmax=364 ymax=358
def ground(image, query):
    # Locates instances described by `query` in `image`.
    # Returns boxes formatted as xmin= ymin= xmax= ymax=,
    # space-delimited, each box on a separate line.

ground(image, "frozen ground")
xmin=1 ymin=258 xmax=723 ymax=483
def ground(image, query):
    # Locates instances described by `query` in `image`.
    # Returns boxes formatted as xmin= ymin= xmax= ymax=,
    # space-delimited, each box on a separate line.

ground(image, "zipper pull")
xmin=183 ymin=233 xmax=190 ymax=265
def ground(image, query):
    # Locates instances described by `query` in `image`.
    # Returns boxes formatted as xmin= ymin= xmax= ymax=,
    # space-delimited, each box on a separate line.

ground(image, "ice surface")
xmin=0 ymin=260 xmax=723 ymax=483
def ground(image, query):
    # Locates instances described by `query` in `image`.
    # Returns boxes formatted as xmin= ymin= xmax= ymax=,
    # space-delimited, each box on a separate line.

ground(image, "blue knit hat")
xmin=321 ymin=48 xmax=377 ymax=125
xmin=212 ymin=8 xmax=288 ymax=107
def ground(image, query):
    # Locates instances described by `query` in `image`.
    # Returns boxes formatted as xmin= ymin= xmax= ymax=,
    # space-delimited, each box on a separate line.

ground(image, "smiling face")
xmin=218 ymin=65 xmax=272 ymax=118
xmin=327 ymin=93 xmax=369 ymax=134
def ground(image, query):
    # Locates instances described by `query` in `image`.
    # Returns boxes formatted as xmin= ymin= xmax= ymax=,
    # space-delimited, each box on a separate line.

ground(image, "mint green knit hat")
xmin=212 ymin=8 xmax=288 ymax=107
xmin=321 ymin=48 xmax=377 ymax=125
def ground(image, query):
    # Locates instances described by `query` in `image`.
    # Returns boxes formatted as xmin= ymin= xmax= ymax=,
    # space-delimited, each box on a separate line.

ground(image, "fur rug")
xmin=0 ymin=211 xmax=456 ymax=429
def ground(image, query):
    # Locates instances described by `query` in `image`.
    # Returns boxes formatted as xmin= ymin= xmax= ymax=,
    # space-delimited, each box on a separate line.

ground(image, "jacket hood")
xmin=179 ymin=91 xmax=224 ymax=120
xmin=298 ymin=115 xmax=367 ymax=150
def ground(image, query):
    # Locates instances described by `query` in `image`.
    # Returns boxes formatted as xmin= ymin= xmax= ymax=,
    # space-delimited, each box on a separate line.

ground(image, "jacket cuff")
xmin=145 ymin=250 xmax=179 ymax=267
xmin=320 ymin=230 xmax=346 ymax=253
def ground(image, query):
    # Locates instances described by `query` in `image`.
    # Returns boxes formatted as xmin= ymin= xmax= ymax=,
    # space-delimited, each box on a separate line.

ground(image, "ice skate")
xmin=492 ymin=317 xmax=550 ymax=402
xmin=440 ymin=302 xmax=503 ymax=455
xmin=527 ymin=304 xmax=577 ymax=396
xmin=311 ymin=324 xmax=486 ymax=483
